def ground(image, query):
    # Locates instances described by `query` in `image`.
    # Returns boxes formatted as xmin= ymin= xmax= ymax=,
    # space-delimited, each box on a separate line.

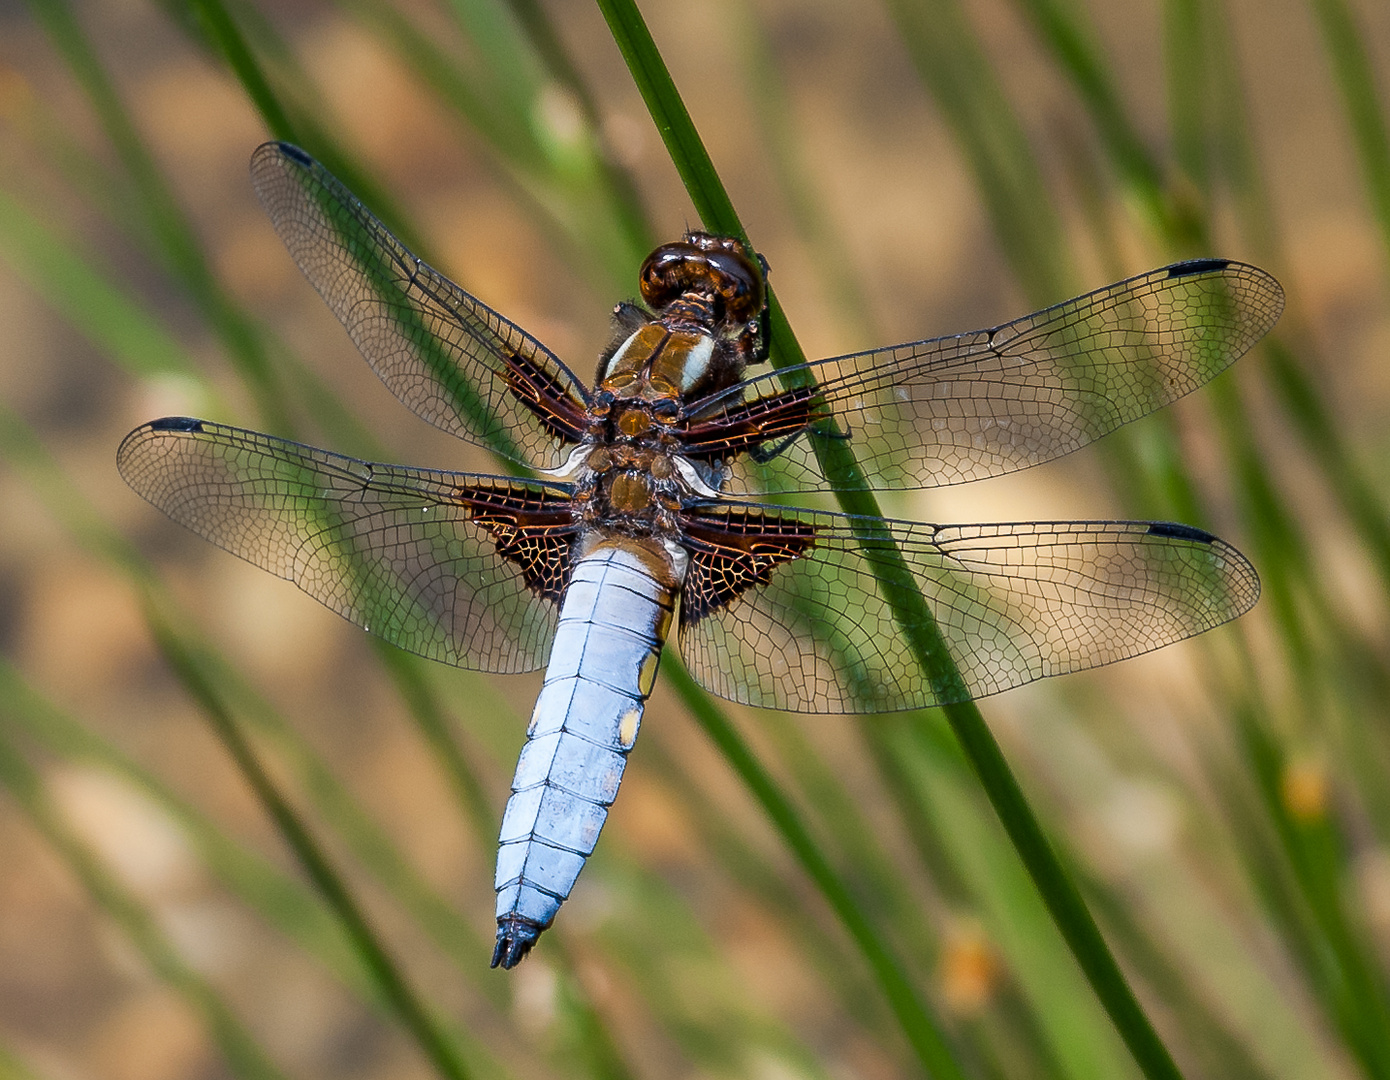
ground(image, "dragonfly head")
xmin=639 ymin=232 xmax=766 ymax=333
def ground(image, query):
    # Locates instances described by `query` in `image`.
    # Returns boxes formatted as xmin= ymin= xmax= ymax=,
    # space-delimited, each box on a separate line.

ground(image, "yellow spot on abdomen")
xmin=637 ymin=651 xmax=659 ymax=696
xmin=619 ymin=708 xmax=641 ymax=749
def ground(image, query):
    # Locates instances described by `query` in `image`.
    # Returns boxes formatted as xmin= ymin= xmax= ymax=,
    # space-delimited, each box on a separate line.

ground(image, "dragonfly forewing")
xmin=250 ymin=142 xmax=592 ymax=471
xmin=714 ymin=260 xmax=1284 ymax=495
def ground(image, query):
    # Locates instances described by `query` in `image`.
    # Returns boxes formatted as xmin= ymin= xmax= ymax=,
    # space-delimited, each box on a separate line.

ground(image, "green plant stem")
xmin=370 ymin=641 xmax=497 ymax=847
xmin=0 ymin=726 xmax=291 ymax=1080
xmin=882 ymin=0 xmax=1073 ymax=302
xmin=594 ymin=2 xmax=1185 ymax=1078
xmin=1237 ymin=708 xmax=1390 ymax=1078
xmin=186 ymin=0 xmax=294 ymax=139
xmin=0 ymin=655 xmax=368 ymax=981
xmin=145 ymin=610 xmax=476 ymax=1080
xmin=1264 ymin=340 xmax=1390 ymax=591
xmin=937 ymin=700 xmax=1183 ymax=1080
xmin=178 ymin=0 xmax=424 ymax=252
xmin=664 ymin=662 xmax=967 ymax=1080
xmin=1308 ymin=0 xmax=1390 ymax=276
xmin=24 ymin=0 xmax=295 ymax=432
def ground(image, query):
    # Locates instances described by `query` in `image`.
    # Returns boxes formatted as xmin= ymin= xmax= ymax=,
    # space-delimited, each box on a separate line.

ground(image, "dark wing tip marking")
xmin=1146 ymin=520 xmax=1217 ymax=543
xmin=274 ymin=142 xmax=314 ymax=166
xmin=1146 ymin=521 xmax=1262 ymax=611
xmin=146 ymin=416 xmax=205 ymax=433
xmin=1166 ymin=258 xmax=1231 ymax=277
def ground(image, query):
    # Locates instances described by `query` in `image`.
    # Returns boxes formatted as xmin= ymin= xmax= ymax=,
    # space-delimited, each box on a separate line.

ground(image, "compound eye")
xmin=638 ymin=237 xmax=767 ymax=322
xmin=639 ymin=242 xmax=703 ymax=310
xmin=703 ymin=247 xmax=765 ymax=324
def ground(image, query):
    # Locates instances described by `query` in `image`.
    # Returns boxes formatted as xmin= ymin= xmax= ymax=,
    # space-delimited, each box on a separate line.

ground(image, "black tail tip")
xmin=491 ymin=916 xmax=545 ymax=969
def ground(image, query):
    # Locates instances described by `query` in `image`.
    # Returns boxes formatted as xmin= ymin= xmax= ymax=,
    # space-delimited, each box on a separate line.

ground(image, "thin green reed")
xmin=25 ymin=0 xmax=292 ymax=431
xmin=1179 ymin=9 xmax=1390 ymax=1073
xmin=1308 ymin=0 xmax=1390 ymax=276
xmin=0 ymin=721 xmax=292 ymax=1080
xmin=1020 ymin=0 xmax=1390 ymax=1074
xmin=16 ymin=1 xmax=543 ymax=1071
xmin=0 ymin=655 xmax=364 ymax=987
xmin=148 ymin=614 xmax=480 ymax=1080
xmin=595 ymin=2 xmax=1188 ymax=1078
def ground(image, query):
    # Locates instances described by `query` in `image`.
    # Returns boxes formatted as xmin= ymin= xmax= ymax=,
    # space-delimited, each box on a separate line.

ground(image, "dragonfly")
xmin=118 ymin=142 xmax=1282 ymax=968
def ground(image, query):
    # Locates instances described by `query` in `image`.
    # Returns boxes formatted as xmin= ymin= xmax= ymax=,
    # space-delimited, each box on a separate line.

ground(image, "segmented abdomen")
xmin=491 ymin=542 xmax=675 ymax=968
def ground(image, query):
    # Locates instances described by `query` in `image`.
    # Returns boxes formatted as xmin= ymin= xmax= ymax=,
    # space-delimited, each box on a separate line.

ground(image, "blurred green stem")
xmin=0 ymin=725 xmax=291 ymax=1080
xmin=665 ymin=662 xmax=967 ymax=1080
xmin=1308 ymin=0 xmax=1390 ymax=277
xmin=146 ymin=610 xmax=477 ymax=1080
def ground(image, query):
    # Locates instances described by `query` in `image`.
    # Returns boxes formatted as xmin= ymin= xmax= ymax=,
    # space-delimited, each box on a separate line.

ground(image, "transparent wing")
xmin=679 ymin=510 xmax=1259 ymax=713
xmin=702 ymin=260 xmax=1283 ymax=495
xmin=117 ymin=418 xmax=573 ymax=673
xmin=250 ymin=142 xmax=592 ymax=470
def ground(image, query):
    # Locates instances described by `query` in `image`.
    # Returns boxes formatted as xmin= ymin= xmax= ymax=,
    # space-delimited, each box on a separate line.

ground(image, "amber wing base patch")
xmin=455 ymin=482 xmax=578 ymax=601
xmin=680 ymin=507 xmax=817 ymax=623
xmin=680 ymin=387 xmax=821 ymax=459
xmin=504 ymin=350 xmax=592 ymax=444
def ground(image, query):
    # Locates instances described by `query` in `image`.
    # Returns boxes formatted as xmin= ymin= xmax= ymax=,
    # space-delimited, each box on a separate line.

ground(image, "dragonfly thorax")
xmin=574 ymin=440 xmax=686 ymax=531
xmin=597 ymin=323 xmax=729 ymax=402
xmin=595 ymin=232 xmax=768 ymax=401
